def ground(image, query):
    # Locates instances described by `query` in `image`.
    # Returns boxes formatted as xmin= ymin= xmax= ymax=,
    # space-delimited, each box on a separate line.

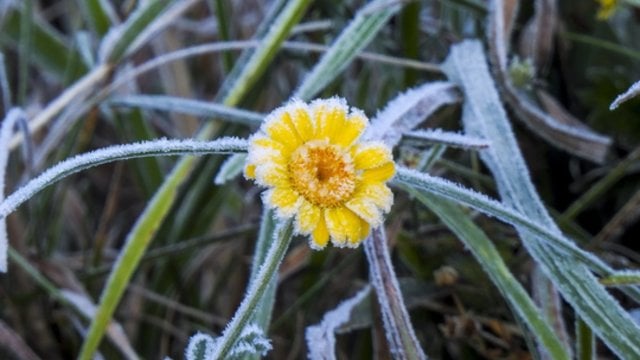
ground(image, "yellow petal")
xmin=264 ymin=111 xmax=301 ymax=152
xmin=359 ymin=183 xmax=394 ymax=213
xmin=287 ymin=102 xmax=314 ymax=141
xmin=255 ymin=163 xmax=290 ymax=187
xmin=311 ymin=213 xmax=330 ymax=250
xmin=252 ymin=136 xmax=291 ymax=157
xmin=333 ymin=112 xmax=367 ymax=147
xmin=345 ymin=196 xmax=382 ymax=227
xmin=244 ymin=163 xmax=256 ymax=179
xmin=296 ymin=200 xmax=321 ymax=234
xmin=353 ymin=142 xmax=393 ymax=170
xmin=248 ymin=140 xmax=287 ymax=165
xmin=361 ymin=162 xmax=396 ymax=183
xmin=358 ymin=217 xmax=371 ymax=243
xmin=264 ymin=187 xmax=301 ymax=219
xmin=342 ymin=208 xmax=363 ymax=246
xmin=325 ymin=207 xmax=362 ymax=247
xmin=313 ymin=98 xmax=347 ymax=140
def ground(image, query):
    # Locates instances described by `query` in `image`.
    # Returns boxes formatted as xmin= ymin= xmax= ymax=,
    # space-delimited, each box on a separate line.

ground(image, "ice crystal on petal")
xmin=245 ymin=98 xmax=395 ymax=249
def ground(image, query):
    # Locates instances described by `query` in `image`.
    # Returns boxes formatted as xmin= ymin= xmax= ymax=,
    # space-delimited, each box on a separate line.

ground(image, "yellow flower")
xmin=245 ymin=98 xmax=395 ymax=249
xmin=597 ymin=0 xmax=618 ymax=20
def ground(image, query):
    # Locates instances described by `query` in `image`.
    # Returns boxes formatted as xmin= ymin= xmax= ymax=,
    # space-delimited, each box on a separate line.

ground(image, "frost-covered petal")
xmin=264 ymin=188 xmax=302 ymax=218
xmin=247 ymin=140 xmax=287 ymax=165
xmin=254 ymin=163 xmax=290 ymax=187
xmin=296 ymin=200 xmax=321 ymax=234
xmin=345 ymin=196 xmax=383 ymax=227
xmin=264 ymin=112 xmax=302 ymax=152
xmin=325 ymin=207 xmax=362 ymax=247
xmin=353 ymin=142 xmax=393 ymax=170
xmin=312 ymin=98 xmax=348 ymax=140
xmin=333 ymin=111 xmax=368 ymax=147
xmin=311 ymin=213 xmax=330 ymax=249
xmin=244 ymin=163 xmax=256 ymax=179
xmin=251 ymin=136 xmax=292 ymax=157
xmin=358 ymin=217 xmax=371 ymax=242
xmin=359 ymin=183 xmax=394 ymax=213
xmin=361 ymin=162 xmax=396 ymax=183
xmin=324 ymin=208 xmax=346 ymax=246
xmin=286 ymin=101 xmax=315 ymax=141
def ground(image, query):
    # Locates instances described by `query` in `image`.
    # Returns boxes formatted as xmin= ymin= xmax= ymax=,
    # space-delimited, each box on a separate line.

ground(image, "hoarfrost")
xmin=306 ymin=286 xmax=370 ymax=360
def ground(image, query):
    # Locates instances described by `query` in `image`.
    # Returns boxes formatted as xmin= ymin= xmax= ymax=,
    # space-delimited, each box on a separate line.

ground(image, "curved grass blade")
xmin=442 ymin=39 xmax=640 ymax=357
xmin=77 ymin=0 xmax=313 ymax=357
xmin=404 ymin=187 xmax=570 ymax=359
xmin=0 ymin=138 xmax=247 ymax=220
xmin=72 ymin=138 xmax=246 ymax=360
xmin=306 ymin=286 xmax=371 ymax=360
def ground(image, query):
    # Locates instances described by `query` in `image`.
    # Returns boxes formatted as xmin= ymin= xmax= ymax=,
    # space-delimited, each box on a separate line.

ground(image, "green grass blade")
xmin=404 ymin=187 xmax=570 ymax=359
xmin=0 ymin=138 xmax=247 ymax=221
xmin=82 ymin=0 xmax=117 ymax=36
xmin=249 ymin=208 xmax=277 ymax=328
xmin=294 ymin=0 xmax=402 ymax=100
xmin=219 ymin=0 xmax=311 ymax=106
xmin=76 ymin=0 xmax=312 ymax=357
xmin=576 ymin=318 xmax=595 ymax=360
xmin=100 ymin=0 xmax=174 ymax=63
xmin=108 ymin=95 xmax=263 ymax=127
xmin=209 ymin=220 xmax=293 ymax=359
xmin=74 ymin=138 xmax=246 ymax=360
xmin=0 ymin=7 xmax=87 ymax=80
xmin=442 ymin=39 xmax=640 ymax=357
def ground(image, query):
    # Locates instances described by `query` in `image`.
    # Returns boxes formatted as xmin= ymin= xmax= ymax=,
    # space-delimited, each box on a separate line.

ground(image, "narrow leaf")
xmin=610 ymin=79 xmax=640 ymax=110
xmin=306 ymin=286 xmax=371 ymax=360
xmin=402 ymin=129 xmax=489 ymax=150
xmin=0 ymin=138 xmax=247 ymax=220
xmin=363 ymin=81 xmax=461 ymax=147
xmin=0 ymin=108 xmax=26 ymax=272
xmin=108 ymin=95 xmax=263 ymax=127
xmin=443 ymin=40 xmax=640 ymax=357
xmin=294 ymin=0 xmax=402 ymax=100
xmin=405 ymin=187 xmax=570 ymax=359
xmin=364 ymin=228 xmax=426 ymax=360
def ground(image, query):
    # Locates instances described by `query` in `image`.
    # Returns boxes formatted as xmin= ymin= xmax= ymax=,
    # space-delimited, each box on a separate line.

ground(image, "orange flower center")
xmin=288 ymin=140 xmax=356 ymax=207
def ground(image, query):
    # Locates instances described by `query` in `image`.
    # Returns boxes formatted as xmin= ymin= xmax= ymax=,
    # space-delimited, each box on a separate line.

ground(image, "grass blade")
xmin=405 ymin=187 xmax=570 ymax=359
xmin=76 ymin=0 xmax=312 ymax=357
xmin=108 ymin=95 xmax=263 ymax=127
xmin=442 ymin=39 xmax=640 ymax=357
xmin=0 ymin=138 xmax=247 ymax=221
xmin=294 ymin=0 xmax=402 ymax=100
xmin=364 ymin=228 xmax=426 ymax=360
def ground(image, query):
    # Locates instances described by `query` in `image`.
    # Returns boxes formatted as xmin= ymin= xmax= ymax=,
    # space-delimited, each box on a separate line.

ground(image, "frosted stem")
xmin=209 ymin=220 xmax=293 ymax=359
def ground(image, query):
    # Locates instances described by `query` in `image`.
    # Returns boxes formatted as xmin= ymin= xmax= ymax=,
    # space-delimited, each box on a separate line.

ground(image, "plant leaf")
xmin=294 ymin=0 xmax=402 ymax=100
xmin=442 ymin=39 xmax=640 ymax=357
xmin=363 ymin=81 xmax=461 ymax=147
xmin=306 ymin=286 xmax=371 ymax=360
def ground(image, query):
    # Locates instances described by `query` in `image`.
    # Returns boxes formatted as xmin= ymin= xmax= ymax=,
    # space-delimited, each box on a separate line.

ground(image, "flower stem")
xmin=210 ymin=219 xmax=293 ymax=359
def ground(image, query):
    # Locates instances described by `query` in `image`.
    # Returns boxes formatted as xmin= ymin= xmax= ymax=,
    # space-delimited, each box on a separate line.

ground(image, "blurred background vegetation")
xmin=1 ymin=0 xmax=640 ymax=358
